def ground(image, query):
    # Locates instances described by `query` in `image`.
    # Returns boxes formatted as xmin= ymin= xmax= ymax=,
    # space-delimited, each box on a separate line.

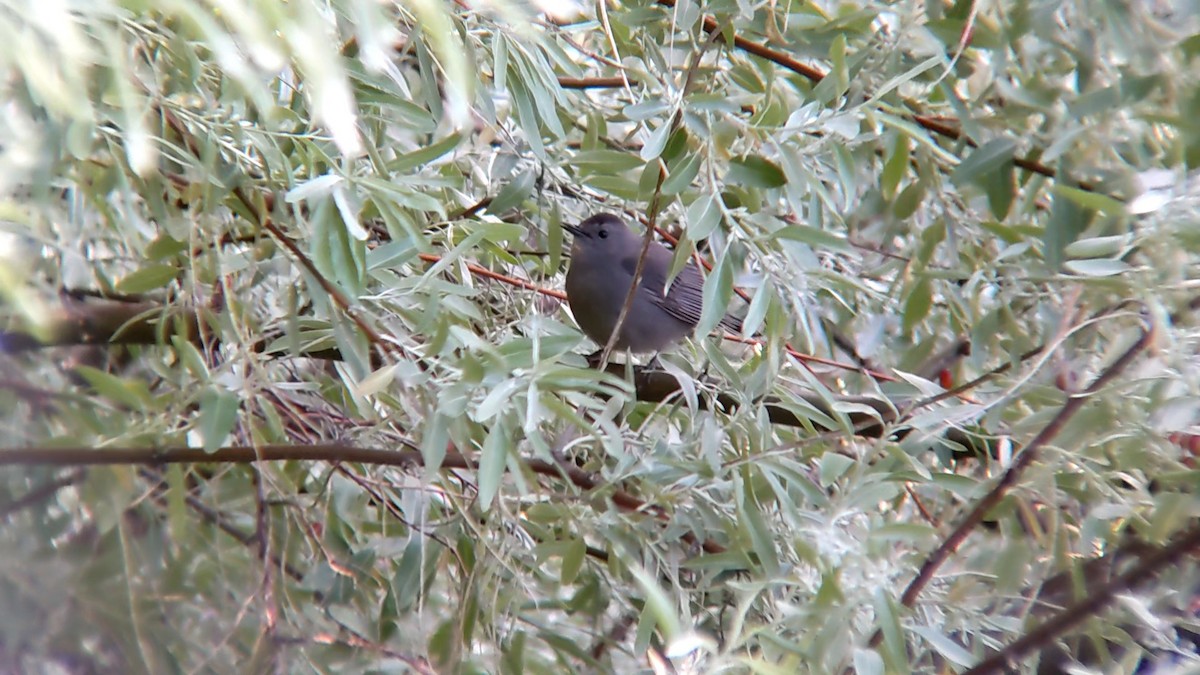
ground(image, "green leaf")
xmin=685 ymin=194 xmax=722 ymax=240
xmin=983 ymin=160 xmax=1015 ymax=220
xmin=387 ymin=132 xmax=465 ymax=172
xmin=1045 ymin=194 xmax=1094 ymax=269
xmin=661 ymin=152 xmax=702 ymax=195
xmin=561 ymin=538 xmax=585 ymax=585
xmin=116 ymin=264 xmax=178 ymax=293
xmin=951 ymin=138 xmax=1016 ymax=187
xmin=893 ymin=180 xmax=926 ymax=220
xmin=1061 ymin=258 xmax=1131 ymax=277
xmin=570 ymin=149 xmax=644 ymax=174
xmin=1052 ymin=184 xmax=1126 ymax=215
xmin=696 ymin=245 xmax=735 ymax=337
xmin=911 ymin=625 xmax=975 ymax=667
xmin=728 ymin=155 xmax=788 ymax=188
xmin=72 ymin=366 xmax=151 ymax=410
xmin=773 ymin=224 xmax=854 ymax=253
xmin=818 ymin=453 xmax=855 ymax=486
xmin=198 ymin=389 xmax=239 ymax=453
xmin=490 ymin=169 xmax=537 ymax=213
xmin=739 ymin=472 xmax=780 ymax=575
xmin=881 ymin=134 xmax=910 ymax=199
xmin=1064 ymin=234 xmax=1132 ymax=259
xmin=477 ymin=423 xmax=509 ymax=510
xmin=902 ymin=277 xmax=933 ymax=333
xmin=640 ymin=120 xmax=673 ymax=161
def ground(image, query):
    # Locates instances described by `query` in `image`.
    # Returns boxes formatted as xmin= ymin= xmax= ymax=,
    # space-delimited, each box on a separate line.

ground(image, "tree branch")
xmin=965 ymin=522 xmax=1200 ymax=674
xmin=882 ymin=315 xmax=1153 ymax=637
xmin=0 ymin=443 xmax=728 ymax=555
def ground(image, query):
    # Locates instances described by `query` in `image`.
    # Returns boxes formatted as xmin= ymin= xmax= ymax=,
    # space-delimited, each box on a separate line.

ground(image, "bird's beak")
xmin=563 ymin=224 xmax=583 ymax=237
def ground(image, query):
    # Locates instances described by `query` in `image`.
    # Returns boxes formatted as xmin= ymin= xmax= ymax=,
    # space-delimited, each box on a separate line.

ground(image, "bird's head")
xmin=563 ymin=214 xmax=639 ymax=261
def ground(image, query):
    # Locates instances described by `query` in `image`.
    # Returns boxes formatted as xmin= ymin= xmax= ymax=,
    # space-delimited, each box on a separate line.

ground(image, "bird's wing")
xmin=622 ymin=249 xmax=742 ymax=333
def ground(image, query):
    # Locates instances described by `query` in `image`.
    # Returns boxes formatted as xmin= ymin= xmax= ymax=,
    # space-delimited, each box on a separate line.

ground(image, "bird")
xmin=563 ymin=214 xmax=743 ymax=354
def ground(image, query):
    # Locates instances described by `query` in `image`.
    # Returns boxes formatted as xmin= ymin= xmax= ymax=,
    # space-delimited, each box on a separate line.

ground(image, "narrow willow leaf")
xmin=662 ymin=153 xmax=702 ymax=194
xmin=1053 ymin=184 xmax=1126 ymax=215
xmin=72 ymin=366 xmax=150 ymax=410
xmin=490 ymin=169 xmax=537 ymax=213
xmin=881 ymin=133 xmax=909 ymax=199
xmin=477 ymin=424 xmax=509 ymax=510
xmin=570 ymin=149 xmax=644 ymax=174
xmin=686 ymin=194 xmax=722 ymax=240
xmin=773 ymin=224 xmax=854 ymax=253
xmin=116 ymin=264 xmax=177 ymax=293
xmin=198 ymin=389 xmax=240 ymax=453
xmin=951 ymin=138 xmax=1016 ymax=187
xmin=640 ymin=121 xmax=672 ymax=161
xmin=911 ymin=626 xmax=974 ymax=667
xmin=902 ymin=277 xmax=932 ymax=333
xmin=697 ymin=247 xmax=735 ymax=337
xmin=728 ymin=155 xmax=787 ymax=188
xmin=387 ymin=132 xmax=464 ymax=172
xmin=560 ymin=538 xmax=585 ymax=585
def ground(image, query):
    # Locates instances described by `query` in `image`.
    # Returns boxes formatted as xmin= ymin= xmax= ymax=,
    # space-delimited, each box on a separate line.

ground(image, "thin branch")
xmin=0 ymin=469 xmax=86 ymax=521
xmin=965 ymin=522 xmax=1200 ymax=674
xmin=651 ymin=0 xmax=1093 ymax=190
xmin=0 ymin=443 xmax=728 ymax=555
xmin=417 ymin=253 xmax=566 ymax=299
xmin=600 ymin=161 xmax=670 ymax=369
xmin=558 ymin=76 xmax=636 ymax=89
xmin=885 ymin=316 xmax=1153 ymax=630
xmin=159 ymin=106 xmax=420 ymax=366
xmin=137 ymin=467 xmax=306 ymax=582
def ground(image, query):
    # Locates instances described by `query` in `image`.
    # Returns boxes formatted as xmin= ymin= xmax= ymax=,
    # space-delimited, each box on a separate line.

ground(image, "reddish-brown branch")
xmin=558 ymin=76 xmax=637 ymax=89
xmin=417 ymin=253 xmax=566 ymax=299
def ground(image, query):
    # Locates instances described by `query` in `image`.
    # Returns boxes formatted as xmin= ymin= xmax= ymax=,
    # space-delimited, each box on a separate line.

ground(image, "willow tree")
xmin=2 ymin=0 xmax=1199 ymax=672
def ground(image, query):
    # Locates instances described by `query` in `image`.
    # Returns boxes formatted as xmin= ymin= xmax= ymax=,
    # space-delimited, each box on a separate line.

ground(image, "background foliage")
xmin=2 ymin=0 xmax=1200 ymax=672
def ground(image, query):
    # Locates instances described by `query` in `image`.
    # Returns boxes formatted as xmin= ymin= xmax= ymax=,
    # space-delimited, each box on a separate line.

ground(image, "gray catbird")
xmin=563 ymin=214 xmax=743 ymax=353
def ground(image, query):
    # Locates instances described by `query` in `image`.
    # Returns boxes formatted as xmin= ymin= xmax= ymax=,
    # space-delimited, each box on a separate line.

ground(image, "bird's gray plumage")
xmin=563 ymin=214 xmax=742 ymax=353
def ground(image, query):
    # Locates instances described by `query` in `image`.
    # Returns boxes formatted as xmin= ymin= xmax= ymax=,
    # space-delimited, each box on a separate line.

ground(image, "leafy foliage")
xmin=2 ymin=0 xmax=1200 ymax=672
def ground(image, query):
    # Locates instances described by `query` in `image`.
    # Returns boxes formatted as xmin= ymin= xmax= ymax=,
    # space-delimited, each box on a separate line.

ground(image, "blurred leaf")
xmin=1052 ymin=184 xmax=1126 ymax=215
xmin=490 ymin=169 xmax=537 ymax=213
xmin=1045 ymin=193 xmax=1095 ymax=269
xmin=902 ymin=277 xmax=933 ymax=333
xmin=910 ymin=626 xmax=974 ymax=667
xmin=72 ymin=367 xmax=151 ymax=410
xmin=774 ymin=224 xmax=854 ymax=253
xmin=115 ymin=264 xmax=177 ymax=293
xmin=477 ymin=423 xmax=509 ymax=510
xmin=728 ymin=155 xmax=788 ymax=188
xmin=561 ymin=538 xmax=585 ymax=585
xmin=571 ymin=150 xmax=644 ymax=174
xmin=686 ymin=194 xmax=722 ymax=239
xmin=387 ymin=132 xmax=465 ymax=172
xmin=1062 ymin=258 xmax=1132 ymax=277
xmin=951 ymin=138 xmax=1016 ymax=187
xmin=198 ymin=389 xmax=239 ymax=453
xmin=697 ymin=244 xmax=735 ymax=337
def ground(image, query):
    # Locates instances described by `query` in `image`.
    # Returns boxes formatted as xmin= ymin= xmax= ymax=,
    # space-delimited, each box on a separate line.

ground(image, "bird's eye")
xmin=598 ymin=229 xmax=608 ymax=239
